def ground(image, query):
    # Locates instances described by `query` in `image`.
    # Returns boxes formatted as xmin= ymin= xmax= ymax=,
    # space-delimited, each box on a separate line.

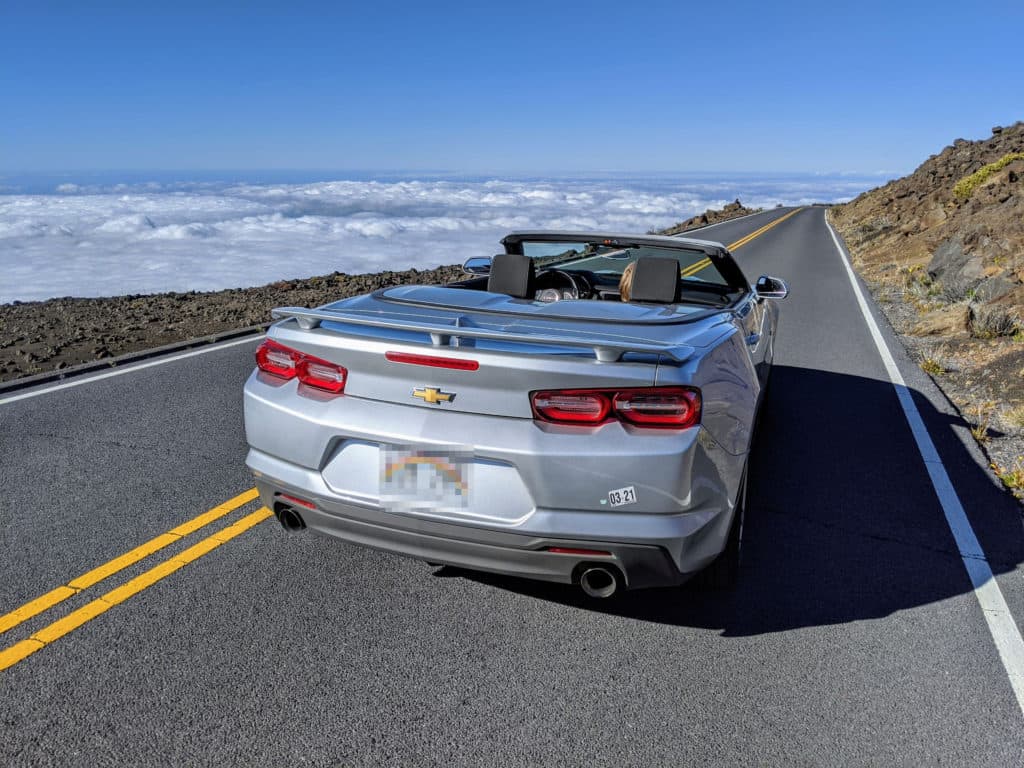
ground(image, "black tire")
xmin=694 ymin=464 xmax=746 ymax=590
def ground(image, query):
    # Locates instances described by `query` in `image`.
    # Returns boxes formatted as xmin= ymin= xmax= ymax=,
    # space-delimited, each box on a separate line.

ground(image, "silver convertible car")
xmin=243 ymin=232 xmax=787 ymax=597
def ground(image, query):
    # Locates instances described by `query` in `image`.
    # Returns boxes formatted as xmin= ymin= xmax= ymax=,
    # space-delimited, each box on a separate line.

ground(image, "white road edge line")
xmin=0 ymin=334 xmax=264 ymax=406
xmin=825 ymin=210 xmax=1024 ymax=717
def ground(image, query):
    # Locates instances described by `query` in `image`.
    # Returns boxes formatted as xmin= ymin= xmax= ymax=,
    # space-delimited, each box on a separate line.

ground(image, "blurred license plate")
xmin=380 ymin=446 xmax=471 ymax=514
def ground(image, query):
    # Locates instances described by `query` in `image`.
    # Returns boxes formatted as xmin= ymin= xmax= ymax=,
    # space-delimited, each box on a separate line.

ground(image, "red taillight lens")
xmin=532 ymin=390 xmax=611 ymax=424
xmin=256 ymin=340 xmax=347 ymax=394
xmin=613 ymin=387 xmax=701 ymax=428
xmin=256 ymin=339 xmax=298 ymax=379
xmin=531 ymin=386 xmax=700 ymax=429
xmin=297 ymin=356 xmax=347 ymax=393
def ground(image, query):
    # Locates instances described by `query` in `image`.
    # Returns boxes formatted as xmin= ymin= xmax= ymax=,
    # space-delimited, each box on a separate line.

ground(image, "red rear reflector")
xmin=385 ymin=352 xmax=479 ymax=371
xmin=547 ymin=547 xmax=612 ymax=557
xmin=278 ymin=493 xmax=315 ymax=509
xmin=256 ymin=340 xmax=347 ymax=394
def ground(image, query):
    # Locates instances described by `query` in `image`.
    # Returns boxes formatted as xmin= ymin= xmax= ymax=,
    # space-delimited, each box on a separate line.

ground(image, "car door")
xmin=734 ymin=292 xmax=770 ymax=386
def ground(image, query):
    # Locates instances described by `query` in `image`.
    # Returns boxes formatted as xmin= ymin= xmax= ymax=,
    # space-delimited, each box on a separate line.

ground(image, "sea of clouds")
xmin=0 ymin=173 xmax=882 ymax=304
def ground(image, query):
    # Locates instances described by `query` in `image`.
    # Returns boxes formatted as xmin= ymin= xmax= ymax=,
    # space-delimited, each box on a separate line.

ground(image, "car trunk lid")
xmin=265 ymin=288 xmax=730 ymax=419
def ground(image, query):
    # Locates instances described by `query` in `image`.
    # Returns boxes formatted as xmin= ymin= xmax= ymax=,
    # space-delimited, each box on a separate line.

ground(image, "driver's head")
xmin=619 ymin=261 xmax=636 ymax=302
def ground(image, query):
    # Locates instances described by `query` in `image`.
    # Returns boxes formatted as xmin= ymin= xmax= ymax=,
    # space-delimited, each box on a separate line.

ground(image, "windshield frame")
xmin=501 ymin=231 xmax=751 ymax=293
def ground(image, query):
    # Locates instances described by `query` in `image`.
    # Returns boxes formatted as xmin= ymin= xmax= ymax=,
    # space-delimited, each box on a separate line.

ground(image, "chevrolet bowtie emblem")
xmin=413 ymin=387 xmax=456 ymax=405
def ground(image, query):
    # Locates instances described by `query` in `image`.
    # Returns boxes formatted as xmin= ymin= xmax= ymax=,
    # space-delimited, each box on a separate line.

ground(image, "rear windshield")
xmin=519 ymin=240 xmax=729 ymax=287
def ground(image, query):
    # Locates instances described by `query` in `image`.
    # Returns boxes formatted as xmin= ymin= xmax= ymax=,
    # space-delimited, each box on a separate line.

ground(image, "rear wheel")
xmin=694 ymin=464 xmax=747 ymax=590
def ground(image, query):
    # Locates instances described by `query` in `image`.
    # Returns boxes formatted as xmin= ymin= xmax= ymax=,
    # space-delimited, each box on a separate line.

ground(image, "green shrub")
xmin=953 ymin=152 xmax=1024 ymax=200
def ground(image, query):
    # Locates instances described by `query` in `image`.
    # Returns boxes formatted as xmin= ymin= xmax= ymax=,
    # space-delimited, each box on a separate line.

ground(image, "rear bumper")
xmin=249 ymin=448 xmax=736 ymax=590
xmin=260 ymin=480 xmax=683 ymax=589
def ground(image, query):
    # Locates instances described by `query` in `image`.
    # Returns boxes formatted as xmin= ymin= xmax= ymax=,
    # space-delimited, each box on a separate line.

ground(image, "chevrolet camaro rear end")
xmin=243 ymin=232 xmax=785 ymax=596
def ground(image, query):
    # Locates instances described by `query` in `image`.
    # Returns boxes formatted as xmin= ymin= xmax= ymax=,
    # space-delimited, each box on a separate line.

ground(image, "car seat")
xmin=627 ymin=256 xmax=680 ymax=304
xmin=488 ymin=253 xmax=536 ymax=299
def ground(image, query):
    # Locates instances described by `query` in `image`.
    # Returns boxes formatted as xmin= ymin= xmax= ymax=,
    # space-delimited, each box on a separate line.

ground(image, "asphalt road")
xmin=2 ymin=207 xmax=1023 ymax=766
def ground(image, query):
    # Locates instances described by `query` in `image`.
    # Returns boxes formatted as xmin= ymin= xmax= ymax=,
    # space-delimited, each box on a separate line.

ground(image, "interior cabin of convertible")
xmin=456 ymin=237 xmax=788 ymax=307
xmin=457 ymin=237 xmax=742 ymax=306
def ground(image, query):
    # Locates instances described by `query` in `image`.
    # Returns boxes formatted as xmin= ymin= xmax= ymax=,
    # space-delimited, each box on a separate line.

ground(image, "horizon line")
xmin=0 ymin=168 xmax=901 ymax=179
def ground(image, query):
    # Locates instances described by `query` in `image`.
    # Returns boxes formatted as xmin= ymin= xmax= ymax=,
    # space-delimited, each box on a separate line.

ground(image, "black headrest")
xmin=488 ymin=253 xmax=536 ymax=299
xmin=629 ymin=256 xmax=680 ymax=303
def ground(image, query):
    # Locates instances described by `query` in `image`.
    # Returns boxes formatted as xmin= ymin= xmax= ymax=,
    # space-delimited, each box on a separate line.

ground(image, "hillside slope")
xmin=831 ymin=121 xmax=1024 ymax=489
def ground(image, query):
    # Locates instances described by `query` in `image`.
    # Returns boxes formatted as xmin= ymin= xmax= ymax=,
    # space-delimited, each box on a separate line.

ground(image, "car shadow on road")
xmin=443 ymin=365 xmax=1024 ymax=636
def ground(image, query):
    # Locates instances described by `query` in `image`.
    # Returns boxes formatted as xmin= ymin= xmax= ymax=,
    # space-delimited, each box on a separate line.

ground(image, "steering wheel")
xmin=535 ymin=269 xmax=590 ymax=301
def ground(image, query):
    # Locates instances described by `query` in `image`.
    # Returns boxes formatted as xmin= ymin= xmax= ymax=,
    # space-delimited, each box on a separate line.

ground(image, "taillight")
xmin=256 ymin=340 xmax=347 ymax=394
xmin=531 ymin=386 xmax=700 ymax=429
xmin=613 ymin=388 xmax=700 ymax=427
xmin=255 ymin=339 xmax=298 ymax=379
xmin=532 ymin=390 xmax=611 ymax=424
xmin=297 ymin=357 xmax=346 ymax=393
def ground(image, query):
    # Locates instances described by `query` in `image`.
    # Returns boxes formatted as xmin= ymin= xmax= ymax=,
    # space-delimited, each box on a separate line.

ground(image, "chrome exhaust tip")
xmin=579 ymin=566 xmax=620 ymax=599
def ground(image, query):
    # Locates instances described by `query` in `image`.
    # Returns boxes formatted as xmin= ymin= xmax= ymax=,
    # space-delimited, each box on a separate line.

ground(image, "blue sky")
xmin=2 ymin=0 xmax=1022 ymax=174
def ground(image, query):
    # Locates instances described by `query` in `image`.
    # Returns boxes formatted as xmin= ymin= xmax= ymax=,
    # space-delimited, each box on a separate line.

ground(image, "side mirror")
xmin=755 ymin=275 xmax=789 ymax=300
xmin=462 ymin=256 xmax=492 ymax=275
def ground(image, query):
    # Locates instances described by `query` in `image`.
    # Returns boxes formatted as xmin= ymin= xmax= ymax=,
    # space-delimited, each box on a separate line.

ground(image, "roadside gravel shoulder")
xmin=0 ymin=264 xmax=463 ymax=384
xmin=828 ymin=206 xmax=1024 ymax=500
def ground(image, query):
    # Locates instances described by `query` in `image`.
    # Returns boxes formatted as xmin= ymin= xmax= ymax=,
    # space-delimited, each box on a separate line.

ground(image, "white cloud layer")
xmin=0 ymin=175 xmax=875 ymax=304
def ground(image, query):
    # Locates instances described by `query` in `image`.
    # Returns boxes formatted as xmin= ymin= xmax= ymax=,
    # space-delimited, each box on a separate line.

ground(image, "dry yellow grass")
xmin=992 ymin=457 xmax=1024 ymax=495
xmin=967 ymin=401 xmax=997 ymax=442
xmin=1004 ymin=404 xmax=1024 ymax=430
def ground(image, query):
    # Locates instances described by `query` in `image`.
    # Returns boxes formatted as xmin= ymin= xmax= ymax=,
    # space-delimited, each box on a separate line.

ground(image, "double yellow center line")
xmin=0 ymin=488 xmax=270 ymax=671
xmin=680 ymin=207 xmax=804 ymax=278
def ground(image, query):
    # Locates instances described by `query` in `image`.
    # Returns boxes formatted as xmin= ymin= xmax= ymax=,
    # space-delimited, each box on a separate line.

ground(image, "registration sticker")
xmin=607 ymin=486 xmax=637 ymax=507
xmin=380 ymin=446 xmax=471 ymax=514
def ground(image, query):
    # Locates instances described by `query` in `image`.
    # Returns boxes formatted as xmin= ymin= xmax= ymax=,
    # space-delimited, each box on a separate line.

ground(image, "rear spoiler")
xmin=270 ymin=306 xmax=695 ymax=363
